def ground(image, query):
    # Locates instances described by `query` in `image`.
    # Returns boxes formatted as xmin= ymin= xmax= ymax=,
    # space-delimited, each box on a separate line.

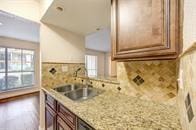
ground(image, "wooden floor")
xmin=0 ymin=93 xmax=40 ymax=130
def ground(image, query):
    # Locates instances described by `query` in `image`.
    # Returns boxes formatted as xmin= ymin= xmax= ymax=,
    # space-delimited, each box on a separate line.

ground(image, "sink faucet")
xmin=74 ymin=67 xmax=91 ymax=87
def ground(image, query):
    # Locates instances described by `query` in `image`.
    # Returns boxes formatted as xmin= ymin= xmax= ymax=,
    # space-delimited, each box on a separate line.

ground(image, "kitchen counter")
xmin=42 ymin=87 xmax=182 ymax=130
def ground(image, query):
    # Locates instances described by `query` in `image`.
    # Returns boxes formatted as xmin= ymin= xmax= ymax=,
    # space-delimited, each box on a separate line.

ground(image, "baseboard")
xmin=0 ymin=87 xmax=40 ymax=100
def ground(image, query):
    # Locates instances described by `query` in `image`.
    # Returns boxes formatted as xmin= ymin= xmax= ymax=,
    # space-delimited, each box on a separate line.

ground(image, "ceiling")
xmin=41 ymin=0 xmax=111 ymax=36
xmin=0 ymin=10 xmax=40 ymax=43
xmin=85 ymin=28 xmax=111 ymax=52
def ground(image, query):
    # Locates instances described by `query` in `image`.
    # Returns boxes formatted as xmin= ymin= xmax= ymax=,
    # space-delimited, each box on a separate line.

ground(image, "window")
xmin=0 ymin=47 xmax=35 ymax=91
xmin=85 ymin=55 xmax=97 ymax=77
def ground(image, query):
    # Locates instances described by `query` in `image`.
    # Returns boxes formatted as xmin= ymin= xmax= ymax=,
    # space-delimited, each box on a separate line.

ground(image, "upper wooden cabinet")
xmin=111 ymin=0 xmax=180 ymax=61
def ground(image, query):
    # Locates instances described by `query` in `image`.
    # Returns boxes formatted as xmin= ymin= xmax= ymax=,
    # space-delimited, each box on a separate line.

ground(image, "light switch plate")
xmin=62 ymin=65 xmax=68 ymax=72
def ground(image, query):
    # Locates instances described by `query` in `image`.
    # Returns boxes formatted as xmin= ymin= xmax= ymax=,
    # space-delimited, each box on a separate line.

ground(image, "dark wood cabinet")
xmin=57 ymin=103 xmax=76 ymax=129
xmin=111 ymin=0 xmax=180 ymax=61
xmin=57 ymin=116 xmax=74 ymax=130
xmin=45 ymin=104 xmax=56 ymax=130
xmin=45 ymin=93 xmax=94 ymax=130
xmin=45 ymin=94 xmax=57 ymax=110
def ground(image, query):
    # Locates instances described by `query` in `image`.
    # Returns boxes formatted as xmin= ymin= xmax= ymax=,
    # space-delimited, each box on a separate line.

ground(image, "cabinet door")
xmin=57 ymin=103 xmax=76 ymax=126
xmin=45 ymin=94 xmax=57 ymax=110
xmin=46 ymin=105 xmax=56 ymax=130
xmin=111 ymin=0 xmax=180 ymax=61
xmin=57 ymin=116 xmax=74 ymax=130
xmin=77 ymin=119 xmax=95 ymax=130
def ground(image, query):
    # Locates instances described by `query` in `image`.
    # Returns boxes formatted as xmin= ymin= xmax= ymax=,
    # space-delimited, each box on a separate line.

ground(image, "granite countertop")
xmin=42 ymin=87 xmax=182 ymax=130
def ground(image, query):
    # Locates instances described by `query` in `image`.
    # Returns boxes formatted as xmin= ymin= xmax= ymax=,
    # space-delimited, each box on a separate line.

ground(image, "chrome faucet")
xmin=74 ymin=67 xmax=91 ymax=87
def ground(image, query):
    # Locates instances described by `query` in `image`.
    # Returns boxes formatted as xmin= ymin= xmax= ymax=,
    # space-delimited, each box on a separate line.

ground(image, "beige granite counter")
xmin=42 ymin=87 xmax=182 ymax=130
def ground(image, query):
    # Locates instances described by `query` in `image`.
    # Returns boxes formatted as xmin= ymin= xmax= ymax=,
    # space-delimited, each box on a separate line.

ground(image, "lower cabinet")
xmin=57 ymin=116 xmax=74 ymax=130
xmin=45 ymin=93 xmax=94 ymax=130
xmin=46 ymin=104 xmax=56 ymax=130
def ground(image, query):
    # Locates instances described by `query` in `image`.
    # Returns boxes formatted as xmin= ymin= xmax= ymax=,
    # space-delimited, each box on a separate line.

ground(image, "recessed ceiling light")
xmin=0 ymin=22 xmax=3 ymax=26
xmin=56 ymin=6 xmax=64 ymax=12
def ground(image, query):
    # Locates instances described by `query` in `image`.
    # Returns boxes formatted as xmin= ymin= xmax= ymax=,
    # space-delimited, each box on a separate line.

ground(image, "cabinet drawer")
xmin=57 ymin=103 xmax=76 ymax=126
xmin=45 ymin=94 xmax=57 ymax=111
xmin=57 ymin=116 xmax=74 ymax=130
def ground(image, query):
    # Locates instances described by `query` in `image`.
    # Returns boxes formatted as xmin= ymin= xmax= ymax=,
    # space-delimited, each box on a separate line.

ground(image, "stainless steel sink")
xmin=64 ymin=87 xmax=100 ymax=101
xmin=53 ymin=84 xmax=103 ymax=101
xmin=53 ymin=84 xmax=81 ymax=94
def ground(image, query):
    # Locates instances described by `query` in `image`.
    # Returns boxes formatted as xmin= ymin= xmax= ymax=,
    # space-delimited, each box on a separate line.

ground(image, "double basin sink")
xmin=53 ymin=84 xmax=102 ymax=101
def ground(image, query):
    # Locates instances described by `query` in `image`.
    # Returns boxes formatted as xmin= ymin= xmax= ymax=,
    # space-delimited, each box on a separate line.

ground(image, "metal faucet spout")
xmin=74 ymin=67 xmax=90 ymax=87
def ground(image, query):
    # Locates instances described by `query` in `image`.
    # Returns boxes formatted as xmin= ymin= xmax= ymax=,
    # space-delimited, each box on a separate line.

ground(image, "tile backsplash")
xmin=178 ymin=50 xmax=196 ymax=129
xmin=42 ymin=61 xmax=178 ymax=106
xmin=42 ymin=62 xmax=85 ymax=87
xmin=117 ymin=60 xmax=177 ymax=105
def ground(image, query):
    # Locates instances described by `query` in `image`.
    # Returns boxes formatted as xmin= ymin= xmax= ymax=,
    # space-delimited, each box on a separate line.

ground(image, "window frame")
xmin=85 ymin=55 xmax=98 ymax=77
xmin=0 ymin=46 xmax=35 ymax=91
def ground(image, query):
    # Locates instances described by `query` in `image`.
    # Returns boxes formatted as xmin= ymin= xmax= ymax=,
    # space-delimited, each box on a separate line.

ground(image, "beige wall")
xmin=183 ymin=0 xmax=196 ymax=51
xmin=177 ymin=0 xmax=196 ymax=129
xmin=0 ymin=0 xmax=40 ymax=22
xmin=0 ymin=36 xmax=40 ymax=99
xmin=0 ymin=0 xmax=85 ymax=64
xmin=0 ymin=0 xmax=41 ymax=99
xmin=40 ymin=24 xmax=85 ymax=63
xmin=40 ymin=1 xmax=85 ymax=64
xmin=40 ymin=0 xmax=53 ymax=17
xmin=106 ymin=53 xmax=117 ymax=77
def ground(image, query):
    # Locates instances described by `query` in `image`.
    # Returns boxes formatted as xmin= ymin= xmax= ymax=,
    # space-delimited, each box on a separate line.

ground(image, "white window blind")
xmin=85 ymin=55 xmax=97 ymax=77
xmin=0 ymin=47 xmax=35 ymax=91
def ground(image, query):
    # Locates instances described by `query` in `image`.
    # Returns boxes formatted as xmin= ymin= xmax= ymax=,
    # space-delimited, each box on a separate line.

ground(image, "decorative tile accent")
xmin=117 ymin=60 xmax=177 ymax=105
xmin=133 ymin=75 xmax=145 ymax=86
xmin=167 ymin=93 xmax=176 ymax=98
xmin=49 ymin=68 xmax=57 ymax=75
xmin=159 ymin=77 xmax=165 ymax=82
xmin=184 ymin=93 xmax=195 ymax=123
xmin=187 ymin=105 xmax=194 ymax=122
xmin=117 ymin=86 xmax=121 ymax=91
xmin=185 ymin=93 xmax=191 ymax=109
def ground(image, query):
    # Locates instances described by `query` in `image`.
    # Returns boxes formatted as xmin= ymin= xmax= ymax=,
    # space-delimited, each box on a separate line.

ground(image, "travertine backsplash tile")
xmin=178 ymin=50 xmax=196 ymax=130
xmin=117 ymin=60 xmax=177 ymax=105
xmin=42 ymin=61 xmax=178 ymax=106
xmin=42 ymin=62 xmax=120 ymax=93
xmin=42 ymin=62 xmax=85 ymax=87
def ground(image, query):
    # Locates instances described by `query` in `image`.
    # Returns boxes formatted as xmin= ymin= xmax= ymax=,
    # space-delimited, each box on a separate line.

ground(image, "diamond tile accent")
xmin=49 ymin=68 xmax=56 ymax=75
xmin=133 ymin=75 xmax=145 ymax=86
xmin=187 ymin=105 xmax=194 ymax=122
xmin=185 ymin=93 xmax=191 ymax=109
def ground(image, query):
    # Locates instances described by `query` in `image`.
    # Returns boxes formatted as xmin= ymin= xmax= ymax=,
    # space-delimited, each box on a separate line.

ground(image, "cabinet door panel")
xmin=57 ymin=103 xmax=76 ymax=126
xmin=117 ymin=0 xmax=164 ymax=51
xmin=112 ymin=0 xmax=179 ymax=60
xmin=45 ymin=105 xmax=56 ymax=130
xmin=57 ymin=116 xmax=74 ymax=130
xmin=45 ymin=94 xmax=57 ymax=111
